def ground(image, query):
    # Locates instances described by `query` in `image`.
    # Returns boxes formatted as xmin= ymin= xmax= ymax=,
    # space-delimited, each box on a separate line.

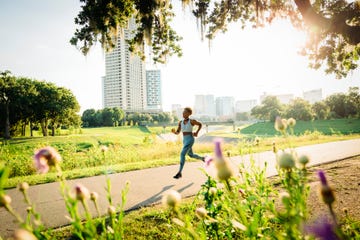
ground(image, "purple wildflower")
xmin=305 ymin=217 xmax=339 ymax=240
xmin=318 ymin=170 xmax=328 ymax=186
xmin=204 ymin=156 xmax=214 ymax=167
xmin=33 ymin=156 xmax=49 ymax=174
xmin=213 ymin=139 xmax=233 ymax=179
xmin=317 ymin=170 xmax=335 ymax=205
xmin=33 ymin=146 xmax=61 ymax=174
xmin=214 ymin=138 xmax=223 ymax=159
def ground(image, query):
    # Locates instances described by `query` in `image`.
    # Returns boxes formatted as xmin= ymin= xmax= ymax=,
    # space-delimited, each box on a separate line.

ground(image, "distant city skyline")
xmin=189 ymin=88 xmax=324 ymax=119
xmin=0 ymin=1 xmax=359 ymax=114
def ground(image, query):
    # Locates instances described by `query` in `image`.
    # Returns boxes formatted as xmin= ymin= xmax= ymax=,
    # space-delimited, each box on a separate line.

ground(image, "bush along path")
xmin=1 ymin=117 xmax=360 ymax=239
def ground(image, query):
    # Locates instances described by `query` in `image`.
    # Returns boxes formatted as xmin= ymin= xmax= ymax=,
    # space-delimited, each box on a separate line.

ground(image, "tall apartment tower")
xmin=102 ymin=19 xmax=146 ymax=111
xmin=303 ymin=89 xmax=322 ymax=104
xmin=235 ymin=99 xmax=257 ymax=113
xmin=171 ymin=104 xmax=183 ymax=119
xmin=216 ymin=96 xmax=235 ymax=120
xmin=194 ymin=94 xmax=216 ymax=118
xmin=146 ymin=69 xmax=162 ymax=111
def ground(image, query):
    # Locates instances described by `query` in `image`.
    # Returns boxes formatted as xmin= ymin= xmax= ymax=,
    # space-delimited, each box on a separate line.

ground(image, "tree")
xmin=325 ymin=92 xmax=348 ymax=118
xmin=150 ymin=112 xmax=173 ymax=124
xmin=159 ymin=112 xmax=174 ymax=123
xmin=0 ymin=73 xmax=81 ymax=138
xmin=236 ymin=112 xmax=251 ymax=121
xmin=71 ymin=0 xmax=360 ymax=78
xmin=0 ymin=71 xmax=16 ymax=139
xmin=251 ymin=96 xmax=284 ymax=121
xmin=285 ymin=98 xmax=313 ymax=121
xmin=112 ymin=107 xmax=125 ymax=126
xmin=312 ymin=101 xmax=330 ymax=120
xmin=81 ymin=109 xmax=97 ymax=127
xmin=102 ymin=108 xmax=115 ymax=126
xmin=47 ymin=87 xmax=81 ymax=135
xmin=345 ymin=86 xmax=360 ymax=118
xmin=15 ymin=77 xmax=38 ymax=136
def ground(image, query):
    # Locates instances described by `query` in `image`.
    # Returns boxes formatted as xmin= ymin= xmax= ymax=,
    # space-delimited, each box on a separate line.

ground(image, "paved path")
xmin=1 ymin=139 xmax=359 ymax=238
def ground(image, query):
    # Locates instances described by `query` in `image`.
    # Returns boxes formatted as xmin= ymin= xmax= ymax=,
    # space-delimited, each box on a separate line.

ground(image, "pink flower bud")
xmin=209 ymin=187 xmax=217 ymax=196
xmin=75 ymin=183 xmax=90 ymax=201
xmin=278 ymin=152 xmax=295 ymax=169
xmin=287 ymin=118 xmax=296 ymax=127
xmin=18 ymin=182 xmax=29 ymax=192
xmin=298 ymin=155 xmax=310 ymax=167
xmin=90 ymin=192 xmax=99 ymax=201
xmin=108 ymin=205 xmax=116 ymax=215
xmin=13 ymin=229 xmax=37 ymax=240
xmin=195 ymin=207 xmax=207 ymax=219
xmin=0 ymin=194 xmax=12 ymax=207
xmin=274 ymin=116 xmax=287 ymax=132
xmin=100 ymin=146 xmax=108 ymax=152
xmin=162 ymin=190 xmax=181 ymax=208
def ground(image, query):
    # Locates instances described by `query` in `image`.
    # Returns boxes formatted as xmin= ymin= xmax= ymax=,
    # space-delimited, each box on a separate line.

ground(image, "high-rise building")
xmin=171 ymin=104 xmax=183 ymax=119
xmin=102 ymin=19 xmax=146 ymax=111
xmin=260 ymin=92 xmax=294 ymax=104
xmin=303 ymin=89 xmax=322 ymax=104
xmin=235 ymin=99 xmax=258 ymax=113
xmin=146 ymin=69 xmax=162 ymax=111
xmin=194 ymin=95 xmax=216 ymax=118
xmin=216 ymin=96 xmax=235 ymax=120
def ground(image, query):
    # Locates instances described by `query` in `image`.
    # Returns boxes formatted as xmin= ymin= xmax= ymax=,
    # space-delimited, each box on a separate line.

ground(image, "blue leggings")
xmin=178 ymin=135 xmax=203 ymax=173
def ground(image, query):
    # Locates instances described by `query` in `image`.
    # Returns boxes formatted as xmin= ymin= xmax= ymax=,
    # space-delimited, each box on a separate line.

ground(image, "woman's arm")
xmin=191 ymin=119 xmax=202 ymax=137
xmin=171 ymin=121 xmax=181 ymax=135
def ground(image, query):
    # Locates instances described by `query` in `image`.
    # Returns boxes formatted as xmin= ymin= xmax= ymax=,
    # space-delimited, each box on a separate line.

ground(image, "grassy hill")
xmin=240 ymin=119 xmax=360 ymax=136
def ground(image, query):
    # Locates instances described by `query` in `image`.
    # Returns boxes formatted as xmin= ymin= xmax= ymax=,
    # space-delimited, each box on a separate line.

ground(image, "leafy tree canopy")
xmin=285 ymin=98 xmax=313 ymax=121
xmin=251 ymin=95 xmax=284 ymax=121
xmin=71 ymin=0 xmax=360 ymax=78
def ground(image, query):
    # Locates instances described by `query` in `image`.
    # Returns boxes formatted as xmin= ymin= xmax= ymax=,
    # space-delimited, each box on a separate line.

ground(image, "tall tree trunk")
xmin=5 ymin=102 xmax=10 ymax=139
xmin=4 ymin=102 xmax=11 ymax=139
xmin=40 ymin=119 xmax=48 ymax=136
xmin=51 ymin=124 xmax=55 ymax=136
xmin=21 ymin=121 xmax=26 ymax=136
xmin=30 ymin=121 xmax=33 ymax=137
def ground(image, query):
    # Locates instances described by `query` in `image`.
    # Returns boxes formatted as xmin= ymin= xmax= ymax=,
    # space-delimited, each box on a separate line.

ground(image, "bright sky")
xmin=1 ymin=0 xmax=359 ymax=113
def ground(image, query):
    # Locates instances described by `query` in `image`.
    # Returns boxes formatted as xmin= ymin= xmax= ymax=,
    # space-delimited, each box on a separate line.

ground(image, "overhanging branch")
xmin=294 ymin=0 xmax=360 ymax=45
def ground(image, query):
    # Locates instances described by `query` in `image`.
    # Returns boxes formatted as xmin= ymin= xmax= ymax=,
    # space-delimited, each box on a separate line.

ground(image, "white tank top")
xmin=181 ymin=119 xmax=193 ymax=132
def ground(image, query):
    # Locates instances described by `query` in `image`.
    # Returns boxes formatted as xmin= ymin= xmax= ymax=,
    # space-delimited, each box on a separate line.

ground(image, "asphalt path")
xmin=1 ymin=138 xmax=359 ymax=238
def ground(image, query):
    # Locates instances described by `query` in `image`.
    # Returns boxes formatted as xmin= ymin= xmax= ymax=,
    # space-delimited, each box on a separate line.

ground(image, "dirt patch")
xmin=301 ymin=155 xmax=360 ymax=221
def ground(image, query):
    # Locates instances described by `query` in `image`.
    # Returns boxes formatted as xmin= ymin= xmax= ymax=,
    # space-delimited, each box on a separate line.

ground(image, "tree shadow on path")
xmin=129 ymin=183 xmax=194 ymax=210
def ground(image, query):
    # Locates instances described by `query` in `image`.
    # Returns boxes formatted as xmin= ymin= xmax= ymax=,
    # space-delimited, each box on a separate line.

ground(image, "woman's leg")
xmin=178 ymin=135 xmax=195 ymax=173
xmin=187 ymin=147 xmax=204 ymax=161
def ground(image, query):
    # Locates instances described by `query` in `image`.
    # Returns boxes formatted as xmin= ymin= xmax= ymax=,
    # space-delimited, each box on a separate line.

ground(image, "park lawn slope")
xmin=240 ymin=119 xmax=360 ymax=136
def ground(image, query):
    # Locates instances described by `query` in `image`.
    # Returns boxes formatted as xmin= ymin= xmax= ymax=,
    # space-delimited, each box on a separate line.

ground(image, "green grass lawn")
xmin=1 ymin=120 xmax=360 ymax=189
xmin=0 ymin=126 xmax=212 ymax=188
xmin=240 ymin=118 xmax=360 ymax=136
